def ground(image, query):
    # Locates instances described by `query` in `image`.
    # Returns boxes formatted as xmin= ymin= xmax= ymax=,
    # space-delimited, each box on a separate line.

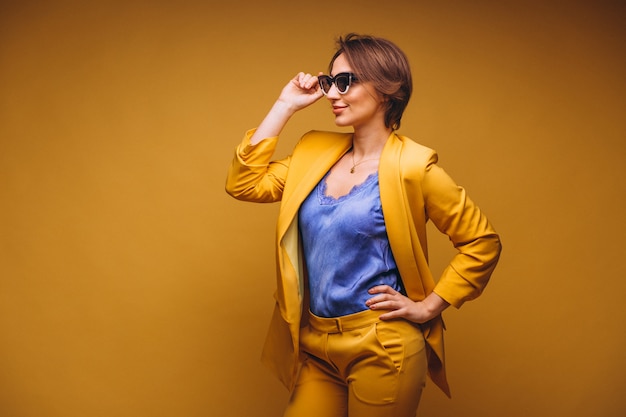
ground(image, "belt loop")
xmin=335 ymin=318 xmax=342 ymax=332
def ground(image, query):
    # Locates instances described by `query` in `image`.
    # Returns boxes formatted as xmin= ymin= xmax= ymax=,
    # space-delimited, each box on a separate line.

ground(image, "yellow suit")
xmin=226 ymin=129 xmax=502 ymax=397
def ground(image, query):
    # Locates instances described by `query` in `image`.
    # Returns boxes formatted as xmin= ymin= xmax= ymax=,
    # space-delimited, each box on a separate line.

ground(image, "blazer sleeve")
xmin=422 ymin=154 xmax=502 ymax=308
xmin=225 ymin=129 xmax=291 ymax=203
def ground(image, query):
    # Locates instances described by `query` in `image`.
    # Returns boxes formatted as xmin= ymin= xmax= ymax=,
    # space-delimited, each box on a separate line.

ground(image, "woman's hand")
xmin=277 ymin=72 xmax=324 ymax=112
xmin=365 ymin=285 xmax=450 ymax=323
xmin=249 ymin=72 xmax=323 ymax=145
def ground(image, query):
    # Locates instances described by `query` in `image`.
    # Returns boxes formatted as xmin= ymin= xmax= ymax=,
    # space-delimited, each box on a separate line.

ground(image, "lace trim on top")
xmin=317 ymin=171 xmax=379 ymax=205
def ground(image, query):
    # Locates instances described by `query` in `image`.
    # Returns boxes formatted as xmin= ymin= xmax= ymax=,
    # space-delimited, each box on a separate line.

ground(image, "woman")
xmin=226 ymin=33 xmax=501 ymax=417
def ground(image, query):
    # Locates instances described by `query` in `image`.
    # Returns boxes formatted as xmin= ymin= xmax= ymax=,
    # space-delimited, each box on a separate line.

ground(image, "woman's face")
xmin=325 ymin=54 xmax=387 ymax=130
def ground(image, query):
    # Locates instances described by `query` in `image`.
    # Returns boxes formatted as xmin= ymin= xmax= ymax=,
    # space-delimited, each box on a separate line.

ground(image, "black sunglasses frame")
xmin=318 ymin=72 xmax=358 ymax=95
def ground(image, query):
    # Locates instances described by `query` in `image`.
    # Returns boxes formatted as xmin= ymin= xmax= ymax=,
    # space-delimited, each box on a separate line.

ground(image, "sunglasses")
xmin=318 ymin=72 xmax=359 ymax=95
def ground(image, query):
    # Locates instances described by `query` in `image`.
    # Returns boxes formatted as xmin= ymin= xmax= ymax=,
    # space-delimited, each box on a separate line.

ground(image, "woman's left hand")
xmin=365 ymin=285 xmax=450 ymax=323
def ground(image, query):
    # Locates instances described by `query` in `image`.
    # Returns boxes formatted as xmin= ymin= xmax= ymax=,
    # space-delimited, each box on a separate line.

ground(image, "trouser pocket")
xmin=349 ymin=319 xmax=425 ymax=405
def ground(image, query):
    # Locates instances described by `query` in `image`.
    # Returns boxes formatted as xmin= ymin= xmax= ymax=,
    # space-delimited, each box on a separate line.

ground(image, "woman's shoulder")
xmin=391 ymin=133 xmax=439 ymax=169
xmin=395 ymin=133 xmax=436 ymax=156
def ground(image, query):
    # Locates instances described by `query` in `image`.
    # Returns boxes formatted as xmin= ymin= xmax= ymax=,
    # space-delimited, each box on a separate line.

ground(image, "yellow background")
xmin=1 ymin=1 xmax=624 ymax=416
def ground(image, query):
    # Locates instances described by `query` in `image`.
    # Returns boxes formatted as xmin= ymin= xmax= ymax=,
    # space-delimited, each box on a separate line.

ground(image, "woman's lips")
xmin=332 ymin=105 xmax=347 ymax=115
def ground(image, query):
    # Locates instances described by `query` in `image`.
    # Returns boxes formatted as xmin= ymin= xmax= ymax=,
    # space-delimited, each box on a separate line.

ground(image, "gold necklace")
xmin=350 ymin=152 xmax=379 ymax=174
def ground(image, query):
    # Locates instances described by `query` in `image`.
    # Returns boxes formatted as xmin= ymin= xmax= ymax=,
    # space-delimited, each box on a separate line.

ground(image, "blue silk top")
xmin=299 ymin=171 xmax=405 ymax=318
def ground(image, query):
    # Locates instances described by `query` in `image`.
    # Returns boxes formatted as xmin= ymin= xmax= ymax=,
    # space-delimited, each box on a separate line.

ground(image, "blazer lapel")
xmin=379 ymin=132 xmax=429 ymax=301
xmin=277 ymin=133 xmax=353 ymax=240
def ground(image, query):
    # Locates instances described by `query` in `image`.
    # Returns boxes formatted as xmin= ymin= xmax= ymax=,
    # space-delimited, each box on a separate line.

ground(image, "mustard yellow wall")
xmin=1 ymin=1 xmax=624 ymax=416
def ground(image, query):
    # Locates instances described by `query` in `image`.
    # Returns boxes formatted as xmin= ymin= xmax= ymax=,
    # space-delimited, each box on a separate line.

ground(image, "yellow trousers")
xmin=284 ymin=309 xmax=428 ymax=417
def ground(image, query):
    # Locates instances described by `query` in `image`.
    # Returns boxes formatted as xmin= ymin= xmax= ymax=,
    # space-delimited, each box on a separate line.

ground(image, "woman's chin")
xmin=333 ymin=116 xmax=351 ymax=127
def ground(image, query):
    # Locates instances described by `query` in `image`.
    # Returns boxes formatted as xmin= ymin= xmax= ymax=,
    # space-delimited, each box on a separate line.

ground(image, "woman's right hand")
xmin=276 ymin=72 xmax=324 ymax=112
xmin=249 ymin=72 xmax=324 ymax=145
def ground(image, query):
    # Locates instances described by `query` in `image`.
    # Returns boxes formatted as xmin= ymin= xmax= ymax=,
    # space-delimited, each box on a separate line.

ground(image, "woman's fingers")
xmin=368 ymin=285 xmax=396 ymax=295
xmin=365 ymin=285 xmax=401 ymax=308
xmin=366 ymin=285 xmax=425 ymax=322
xmin=293 ymin=72 xmax=319 ymax=91
xmin=278 ymin=72 xmax=323 ymax=111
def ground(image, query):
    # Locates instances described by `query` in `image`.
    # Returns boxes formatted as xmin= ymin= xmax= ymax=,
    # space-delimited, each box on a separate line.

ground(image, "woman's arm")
xmin=366 ymin=152 xmax=501 ymax=321
xmin=225 ymin=72 xmax=323 ymax=202
xmin=422 ymin=161 xmax=502 ymax=308
xmin=250 ymin=72 xmax=323 ymax=145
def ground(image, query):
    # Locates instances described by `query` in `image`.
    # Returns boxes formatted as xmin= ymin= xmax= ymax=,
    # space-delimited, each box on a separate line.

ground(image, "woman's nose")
xmin=325 ymin=83 xmax=341 ymax=99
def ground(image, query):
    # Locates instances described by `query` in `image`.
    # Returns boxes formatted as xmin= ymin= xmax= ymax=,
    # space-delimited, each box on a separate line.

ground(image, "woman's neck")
xmin=351 ymin=125 xmax=393 ymax=159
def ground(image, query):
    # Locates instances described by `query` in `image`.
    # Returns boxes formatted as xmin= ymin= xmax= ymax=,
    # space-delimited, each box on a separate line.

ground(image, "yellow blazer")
xmin=226 ymin=129 xmax=501 ymax=397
